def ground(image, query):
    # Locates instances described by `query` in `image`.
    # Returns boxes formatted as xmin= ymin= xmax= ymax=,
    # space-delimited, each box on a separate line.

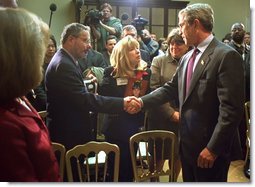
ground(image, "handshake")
xmin=124 ymin=96 xmax=143 ymax=114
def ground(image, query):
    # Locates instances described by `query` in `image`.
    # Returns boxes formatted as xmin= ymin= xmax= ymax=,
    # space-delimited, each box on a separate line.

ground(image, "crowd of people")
xmin=0 ymin=0 xmax=250 ymax=182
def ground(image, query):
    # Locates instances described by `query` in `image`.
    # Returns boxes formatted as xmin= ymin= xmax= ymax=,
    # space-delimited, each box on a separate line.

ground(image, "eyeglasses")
xmin=77 ymin=36 xmax=91 ymax=44
xmin=84 ymin=39 xmax=91 ymax=44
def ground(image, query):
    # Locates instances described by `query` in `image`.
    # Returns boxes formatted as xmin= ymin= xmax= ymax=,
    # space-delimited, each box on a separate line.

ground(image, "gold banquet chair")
xmin=38 ymin=110 xmax=48 ymax=123
xmin=65 ymin=141 xmax=120 ymax=182
xmin=244 ymin=101 xmax=250 ymax=168
xmin=129 ymin=130 xmax=177 ymax=182
xmin=52 ymin=142 xmax=66 ymax=181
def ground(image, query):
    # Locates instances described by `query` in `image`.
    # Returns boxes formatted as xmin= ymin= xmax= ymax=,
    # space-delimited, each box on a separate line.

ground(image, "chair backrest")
xmin=129 ymin=130 xmax=176 ymax=182
xmin=65 ymin=141 xmax=120 ymax=182
xmin=52 ymin=142 xmax=66 ymax=181
xmin=38 ymin=110 xmax=48 ymax=123
xmin=244 ymin=101 xmax=251 ymax=171
xmin=245 ymin=101 xmax=250 ymax=131
xmin=244 ymin=101 xmax=251 ymax=149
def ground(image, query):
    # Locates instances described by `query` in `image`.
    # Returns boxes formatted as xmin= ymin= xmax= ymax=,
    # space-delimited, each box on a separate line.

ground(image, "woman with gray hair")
xmin=0 ymin=8 xmax=60 ymax=181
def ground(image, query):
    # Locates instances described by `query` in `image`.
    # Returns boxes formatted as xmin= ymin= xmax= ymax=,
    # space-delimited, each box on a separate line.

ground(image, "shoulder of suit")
xmin=140 ymin=49 xmax=149 ymax=55
xmin=213 ymin=39 xmax=238 ymax=53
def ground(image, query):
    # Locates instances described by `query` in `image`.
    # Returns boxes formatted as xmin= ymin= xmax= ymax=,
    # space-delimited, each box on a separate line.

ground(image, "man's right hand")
xmin=124 ymin=96 xmax=142 ymax=114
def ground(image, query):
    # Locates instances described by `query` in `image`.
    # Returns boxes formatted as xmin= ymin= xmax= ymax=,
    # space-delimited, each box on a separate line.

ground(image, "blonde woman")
xmin=0 ymin=8 xmax=60 ymax=181
xmin=99 ymin=35 xmax=151 ymax=181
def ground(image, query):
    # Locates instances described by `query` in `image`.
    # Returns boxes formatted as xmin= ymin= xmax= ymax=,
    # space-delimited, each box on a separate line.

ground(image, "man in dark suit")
xmin=228 ymin=22 xmax=250 ymax=179
xmin=101 ymin=35 xmax=117 ymax=67
xmin=45 ymin=23 xmax=138 ymax=151
xmin=127 ymin=3 xmax=244 ymax=182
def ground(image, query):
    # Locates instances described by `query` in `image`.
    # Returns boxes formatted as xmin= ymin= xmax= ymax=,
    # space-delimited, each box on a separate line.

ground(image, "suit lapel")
xmin=61 ymin=49 xmax=84 ymax=82
xmin=179 ymin=52 xmax=191 ymax=103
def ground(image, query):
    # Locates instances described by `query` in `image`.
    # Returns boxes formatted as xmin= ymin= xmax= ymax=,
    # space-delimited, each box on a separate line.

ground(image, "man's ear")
xmin=193 ymin=19 xmax=200 ymax=29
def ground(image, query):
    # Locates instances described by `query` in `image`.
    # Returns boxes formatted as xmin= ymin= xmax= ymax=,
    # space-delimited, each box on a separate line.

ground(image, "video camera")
xmin=83 ymin=9 xmax=103 ymax=26
xmin=131 ymin=15 xmax=148 ymax=35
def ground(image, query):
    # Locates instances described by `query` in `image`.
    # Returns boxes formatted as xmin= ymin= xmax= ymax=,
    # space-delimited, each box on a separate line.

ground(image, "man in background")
xmin=122 ymin=25 xmax=151 ymax=67
xmin=228 ymin=22 xmax=250 ymax=179
xmin=140 ymin=29 xmax=159 ymax=61
xmin=101 ymin=35 xmax=117 ymax=66
xmin=90 ymin=3 xmax=122 ymax=52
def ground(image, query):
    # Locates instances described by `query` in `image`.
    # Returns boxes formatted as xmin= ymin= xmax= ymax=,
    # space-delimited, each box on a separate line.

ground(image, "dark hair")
xmin=106 ymin=35 xmax=117 ymax=44
xmin=157 ymin=38 xmax=166 ymax=48
xmin=167 ymin=28 xmax=184 ymax=45
xmin=222 ymin=33 xmax=232 ymax=42
xmin=50 ymin=35 xmax=57 ymax=49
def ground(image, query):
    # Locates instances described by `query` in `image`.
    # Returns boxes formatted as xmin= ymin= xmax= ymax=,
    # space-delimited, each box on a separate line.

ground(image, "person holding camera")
xmin=139 ymin=29 xmax=159 ymax=61
xmin=90 ymin=3 xmax=122 ymax=52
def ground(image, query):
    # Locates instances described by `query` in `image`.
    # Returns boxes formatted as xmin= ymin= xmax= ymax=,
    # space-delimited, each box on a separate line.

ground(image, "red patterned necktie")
xmin=185 ymin=48 xmax=199 ymax=96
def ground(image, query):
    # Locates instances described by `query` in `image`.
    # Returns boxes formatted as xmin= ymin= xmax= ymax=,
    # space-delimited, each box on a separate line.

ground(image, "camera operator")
xmin=90 ymin=3 xmax=122 ymax=52
xmin=139 ymin=29 xmax=159 ymax=61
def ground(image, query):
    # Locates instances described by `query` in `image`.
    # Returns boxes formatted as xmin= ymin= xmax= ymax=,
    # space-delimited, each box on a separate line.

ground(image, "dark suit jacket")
xmin=101 ymin=51 xmax=111 ymax=67
xmin=78 ymin=49 xmax=107 ymax=72
xmin=140 ymin=49 xmax=151 ymax=67
xmin=45 ymin=49 xmax=123 ymax=150
xmin=141 ymin=38 xmax=244 ymax=165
